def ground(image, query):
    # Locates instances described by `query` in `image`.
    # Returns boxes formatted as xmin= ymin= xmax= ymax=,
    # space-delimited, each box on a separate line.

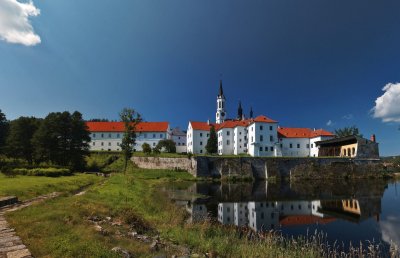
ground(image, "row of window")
xmin=259 ymin=146 xmax=274 ymax=152
xmin=92 ymin=141 xmax=157 ymax=147
xmin=286 ymin=143 xmax=314 ymax=149
xmin=92 ymin=133 xmax=165 ymax=139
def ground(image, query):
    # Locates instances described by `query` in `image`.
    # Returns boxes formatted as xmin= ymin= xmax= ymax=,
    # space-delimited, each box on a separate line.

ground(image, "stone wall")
xmin=131 ymin=156 xmax=195 ymax=172
xmin=132 ymin=156 xmax=383 ymax=179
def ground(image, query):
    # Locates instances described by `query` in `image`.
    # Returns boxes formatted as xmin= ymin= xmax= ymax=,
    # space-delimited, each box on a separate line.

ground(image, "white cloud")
xmin=326 ymin=120 xmax=334 ymax=126
xmin=0 ymin=0 xmax=41 ymax=46
xmin=342 ymin=114 xmax=353 ymax=120
xmin=380 ymin=216 xmax=400 ymax=247
xmin=372 ymin=83 xmax=400 ymax=123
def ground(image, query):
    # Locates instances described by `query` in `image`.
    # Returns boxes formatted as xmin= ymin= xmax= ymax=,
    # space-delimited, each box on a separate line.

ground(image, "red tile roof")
xmin=189 ymin=121 xmax=220 ymax=131
xmin=280 ymin=215 xmax=336 ymax=226
xmin=278 ymin=127 xmax=334 ymax=138
xmin=190 ymin=115 xmax=277 ymax=131
xmin=86 ymin=122 xmax=169 ymax=132
xmin=252 ymin=115 xmax=278 ymax=123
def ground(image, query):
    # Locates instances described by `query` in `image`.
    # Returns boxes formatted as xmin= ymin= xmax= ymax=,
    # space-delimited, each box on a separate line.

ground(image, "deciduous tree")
xmin=156 ymin=139 xmax=176 ymax=153
xmin=119 ymin=108 xmax=141 ymax=173
xmin=334 ymin=126 xmax=363 ymax=138
xmin=142 ymin=143 xmax=151 ymax=155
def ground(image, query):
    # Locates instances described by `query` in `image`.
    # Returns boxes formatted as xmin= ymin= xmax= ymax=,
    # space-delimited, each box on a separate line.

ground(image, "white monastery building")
xmin=187 ymin=81 xmax=335 ymax=157
xmin=86 ymin=121 xmax=170 ymax=152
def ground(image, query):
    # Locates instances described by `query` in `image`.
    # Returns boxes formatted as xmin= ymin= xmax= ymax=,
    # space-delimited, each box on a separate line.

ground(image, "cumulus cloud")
xmin=0 ymin=0 xmax=41 ymax=46
xmin=372 ymin=83 xmax=400 ymax=122
xmin=326 ymin=120 xmax=334 ymax=126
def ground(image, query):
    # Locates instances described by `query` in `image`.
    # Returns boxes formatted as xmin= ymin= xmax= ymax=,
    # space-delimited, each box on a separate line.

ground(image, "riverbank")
xmin=4 ymin=168 xmax=396 ymax=257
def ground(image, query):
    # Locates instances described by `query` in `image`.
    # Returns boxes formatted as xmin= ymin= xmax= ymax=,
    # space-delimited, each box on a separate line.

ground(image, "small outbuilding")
xmin=316 ymin=135 xmax=379 ymax=159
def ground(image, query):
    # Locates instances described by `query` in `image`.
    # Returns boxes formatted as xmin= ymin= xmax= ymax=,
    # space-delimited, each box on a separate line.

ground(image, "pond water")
xmin=164 ymin=179 xmax=400 ymax=252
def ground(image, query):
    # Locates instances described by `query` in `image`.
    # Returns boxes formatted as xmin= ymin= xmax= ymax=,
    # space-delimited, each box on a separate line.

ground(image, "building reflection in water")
xmin=214 ymin=197 xmax=381 ymax=232
xmin=168 ymin=179 xmax=384 ymax=233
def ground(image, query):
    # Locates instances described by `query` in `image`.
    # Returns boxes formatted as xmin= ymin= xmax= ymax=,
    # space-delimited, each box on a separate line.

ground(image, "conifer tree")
xmin=205 ymin=125 xmax=218 ymax=154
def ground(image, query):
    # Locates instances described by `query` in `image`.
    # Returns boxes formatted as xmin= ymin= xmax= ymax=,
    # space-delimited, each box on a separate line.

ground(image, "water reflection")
xmin=165 ymin=179 xmax=398 ymax=249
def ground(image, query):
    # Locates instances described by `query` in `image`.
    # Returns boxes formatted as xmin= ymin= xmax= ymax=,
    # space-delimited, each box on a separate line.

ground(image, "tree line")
xmin=0 ymin=109 xmax=89 ymax=170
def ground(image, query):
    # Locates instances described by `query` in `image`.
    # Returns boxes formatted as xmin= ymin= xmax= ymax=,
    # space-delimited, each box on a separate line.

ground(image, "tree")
xmin=142 ymin=143 xmax=151 ymax=155
xmin=156 ymin=139 xmax=176 ymax=153
xmin=32 ymin=111 xmax=90 ymax=170
xmin=205 ymin=125 xmax=218 ymax=154
xmin=5 ymin=117 xmax=41 ymax=164
xmin=334 ymin=126 xmax=363 ymax=138
xmin=119 ymin=108 xmax=141 ymax=173
xmin=0 ymin=109 xmax=9 ymax=154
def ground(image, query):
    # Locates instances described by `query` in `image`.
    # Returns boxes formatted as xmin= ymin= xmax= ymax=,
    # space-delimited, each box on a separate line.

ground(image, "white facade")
xmin=279 ymin=138 xmax=311 ymax=157
xmin=89 ymin=131 xmax=169 ymax=151
xmin=248 ymin=122 xmax=279 ymax=157
xmin=187 ymin=122 xmax=210 ymax=155
xmin=170 ymin=127 xmax=187 ymax=153
xmin=86 ymin=122 xmax=170 ymax=152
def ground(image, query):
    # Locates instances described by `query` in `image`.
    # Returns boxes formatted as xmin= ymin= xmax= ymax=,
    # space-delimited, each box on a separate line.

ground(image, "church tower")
xmin=237 ymin=101 xmax=243 ymax=120
xmin=216 ymin=80 xmax=226 ymax=124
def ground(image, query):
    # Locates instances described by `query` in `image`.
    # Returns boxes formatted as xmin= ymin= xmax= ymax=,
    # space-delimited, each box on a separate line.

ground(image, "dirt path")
xmin=0 ymin=192 xmax=60 ymax=258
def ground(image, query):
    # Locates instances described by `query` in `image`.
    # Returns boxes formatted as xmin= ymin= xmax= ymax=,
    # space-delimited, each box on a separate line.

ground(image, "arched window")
xmin=343 ymin=149 xmax=347 ymax=156
xmin=352 ymin=147 xmax=356 ymax=156
xmin=348 ymin=148 xmax=351 ymax=157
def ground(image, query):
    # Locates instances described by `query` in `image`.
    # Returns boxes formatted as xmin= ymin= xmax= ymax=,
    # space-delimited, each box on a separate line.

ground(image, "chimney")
xmin=207 ymin=119 xmax=210 ymax=125
xmin=370 ymin=134 xmax=376 ymax=142
xmin=313 ymin=128 xmax=316 ymax=131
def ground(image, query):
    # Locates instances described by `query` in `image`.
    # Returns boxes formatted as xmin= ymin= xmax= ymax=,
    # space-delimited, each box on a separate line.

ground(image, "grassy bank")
xmin=0 ymin=173 xmax=103 ymax=200
xmin=5 ymin=169 xmax=392 ymax=257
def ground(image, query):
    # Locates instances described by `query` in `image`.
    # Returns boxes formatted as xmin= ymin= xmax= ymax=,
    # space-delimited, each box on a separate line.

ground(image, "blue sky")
xmin=0 ymin=0 xmax=400 ymax=155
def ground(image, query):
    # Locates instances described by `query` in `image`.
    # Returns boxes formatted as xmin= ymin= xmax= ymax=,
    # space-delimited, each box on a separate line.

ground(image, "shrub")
xmin=142 ymin=143 xmax=152 ymax=155
xmin=6 ymin=167 xmax=72 ymax=177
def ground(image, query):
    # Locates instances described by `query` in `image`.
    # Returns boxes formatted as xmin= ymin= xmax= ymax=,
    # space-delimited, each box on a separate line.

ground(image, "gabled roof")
xmin=252 ymin=115 xmax=278 ymax=123
xmin=189 ymin=121 xmax=219 ymax=131
xmin=86 ymin=121 xmax=169 ymax=132
xmin=218 ymin=119 xmax=251 ymax=129
xmin=278 ymin=127 xmax=334 ymax=139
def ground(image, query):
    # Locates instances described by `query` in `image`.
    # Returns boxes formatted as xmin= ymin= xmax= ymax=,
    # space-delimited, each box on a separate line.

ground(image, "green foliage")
xmin=142 ymin=143 xmax=151 ymax=155
xmin=152 ymin=147 xmax=161 ymax=154
xmin=86 ymin=153 xmax=119 ymax=172
xmin=119 ymin=108 xmax=142 ymax=173
xmin=205 ymin=125 xmax=218 ymax=154
xmin=0 ymin=109 xmax=9 ymax=154
xmin=155 ymin=139 xmax=176 ymax=153
xmin=334 ymin=125 xmax=363 ymax=138
xmin=32 ymin=111 xmax=90 ymax=170
xmin=8 ymin=167 xmax=72 ymax=177
xmin=5 ymin=116 xmax=41 ymax=164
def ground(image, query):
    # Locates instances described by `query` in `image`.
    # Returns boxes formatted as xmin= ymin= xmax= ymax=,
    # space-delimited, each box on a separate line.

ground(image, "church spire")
xmin=216 ymin=80 xmax=226 ymax=124
xmin=237 ymin=101 xmax=243 ymax=120
xmin=218 ymin=80 xmax=224 ymax=98
xmin=249 ymin=107 xmax=254 ymax=119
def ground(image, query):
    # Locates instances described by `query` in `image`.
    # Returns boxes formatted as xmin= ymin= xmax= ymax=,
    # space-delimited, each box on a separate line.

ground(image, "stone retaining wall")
xmin=132 ymin=156 xmax=383 ymax=179
xmin=131 ymin=157 xmax=195 ymax=172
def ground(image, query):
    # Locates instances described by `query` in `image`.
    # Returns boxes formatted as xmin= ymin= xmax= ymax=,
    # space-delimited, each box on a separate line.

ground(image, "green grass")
xmin=5 ymin=168 xmax=392 ymax=257
xmin=0 ymin=173 xmax=103 ymax=200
